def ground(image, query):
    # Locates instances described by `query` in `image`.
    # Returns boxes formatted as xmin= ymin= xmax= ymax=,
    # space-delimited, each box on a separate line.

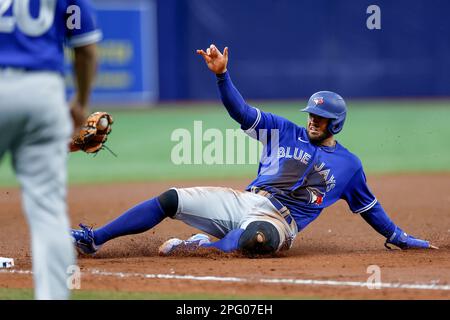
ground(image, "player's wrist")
xmin=216 ymin=69 xmax=229 ymax=80
xmin=216 ymin=67 xmax=227 ymax=74
xmin=385 ymin=226 xmax=407 ymax=249
xmin=385 ymin=226 xmax=433 ymax=250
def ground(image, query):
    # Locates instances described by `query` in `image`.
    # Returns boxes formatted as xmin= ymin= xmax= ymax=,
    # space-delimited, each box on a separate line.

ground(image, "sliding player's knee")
xmin=238 ymin=221 xmax=280 ymax=255
xmin=157 ymin=189 xmax=178 ymax=218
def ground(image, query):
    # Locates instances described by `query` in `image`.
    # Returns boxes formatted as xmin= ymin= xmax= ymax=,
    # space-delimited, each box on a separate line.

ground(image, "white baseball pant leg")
xmin=0 ymin=70 xmax=75 ymax=299
xmin=172 ymin=187 xmax=297 ymax=251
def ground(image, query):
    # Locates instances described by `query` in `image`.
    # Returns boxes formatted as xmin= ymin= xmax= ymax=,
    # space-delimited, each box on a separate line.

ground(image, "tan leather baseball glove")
xmin=70 ymin=111 xmax=114 ymax=154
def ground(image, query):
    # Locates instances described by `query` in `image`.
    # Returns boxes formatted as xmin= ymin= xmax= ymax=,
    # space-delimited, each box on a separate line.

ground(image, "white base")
xmin=0 ymin=257 xmax=14 ymax=269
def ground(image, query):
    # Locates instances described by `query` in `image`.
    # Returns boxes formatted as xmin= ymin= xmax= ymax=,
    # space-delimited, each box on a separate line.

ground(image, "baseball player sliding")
xmin=72 ymin=44 xmax=437 ymax=257
xmin=0 ymin=0 xmax=101 ymax=299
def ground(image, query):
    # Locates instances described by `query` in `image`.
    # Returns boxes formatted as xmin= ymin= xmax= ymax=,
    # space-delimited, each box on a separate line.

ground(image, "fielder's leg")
xmin=15 ymin=142 xmax=75 ymax=299
xmin=11 ymin=73 xmax=75 ymax=300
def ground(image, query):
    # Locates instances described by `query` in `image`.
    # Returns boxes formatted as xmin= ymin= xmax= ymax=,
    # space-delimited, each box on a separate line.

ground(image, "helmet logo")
xmin=313 ymin=97 xmax=324 ymax=105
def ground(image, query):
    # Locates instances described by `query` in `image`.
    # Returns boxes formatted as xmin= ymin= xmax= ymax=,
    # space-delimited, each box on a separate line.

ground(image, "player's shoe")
xmin=158 ymin=233 xmax=211 ymax=256
xmin=71 ymin=224 xmax=102 ymax=255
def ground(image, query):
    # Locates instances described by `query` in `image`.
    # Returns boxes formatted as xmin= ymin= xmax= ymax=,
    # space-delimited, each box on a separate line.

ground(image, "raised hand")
xmin=196 ymin=44 xmax=229 ymax=74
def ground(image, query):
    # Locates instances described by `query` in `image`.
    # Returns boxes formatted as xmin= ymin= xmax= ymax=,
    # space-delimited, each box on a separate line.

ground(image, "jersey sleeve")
xmin=244 ymin=108 xmax=294 ymax=144
xmin=340 ymin=167 xmax=378 ymax=214
xmin=65 ymin=0 xmax=102 ymax=47
xmin=244 ymin=108 xmax=290 ymax=133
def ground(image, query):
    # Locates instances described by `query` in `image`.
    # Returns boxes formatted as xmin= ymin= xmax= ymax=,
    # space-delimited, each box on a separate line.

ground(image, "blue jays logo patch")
xmin=313 ymin=97 xmax=324 ymax=105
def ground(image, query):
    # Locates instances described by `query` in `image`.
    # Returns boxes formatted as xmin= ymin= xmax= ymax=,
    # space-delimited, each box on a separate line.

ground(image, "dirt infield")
xmin=1 ymin=174 xmax=449 ymax=299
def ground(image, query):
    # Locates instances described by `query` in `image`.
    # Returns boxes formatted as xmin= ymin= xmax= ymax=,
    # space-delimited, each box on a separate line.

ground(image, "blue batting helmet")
xmin=300 ymin=91 xmax=347 ymax=135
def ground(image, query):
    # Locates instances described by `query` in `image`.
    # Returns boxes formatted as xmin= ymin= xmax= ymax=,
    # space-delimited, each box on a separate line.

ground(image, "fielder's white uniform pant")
xmin=0 ymin=69 xmax=75 ymax=300
xmin=172 ymin=187 xmax=298 ymax=251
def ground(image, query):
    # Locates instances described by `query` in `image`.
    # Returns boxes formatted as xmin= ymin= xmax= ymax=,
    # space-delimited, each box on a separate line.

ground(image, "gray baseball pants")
xmin=0 ymin=69 xmax=75 ymax=299
xmin=172 ymin=187 xmax=298 ymax=251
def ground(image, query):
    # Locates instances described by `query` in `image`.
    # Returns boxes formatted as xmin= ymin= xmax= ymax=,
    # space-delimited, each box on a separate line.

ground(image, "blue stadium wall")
xmin=89 ymin=0 xmax=450 ymax=102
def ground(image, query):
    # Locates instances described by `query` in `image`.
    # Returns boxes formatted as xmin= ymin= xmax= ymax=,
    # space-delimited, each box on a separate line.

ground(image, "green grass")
xmin=1 ymin=100 xmax=449 ymax=186
xmin=0 ymin=287 xmax=317 ymax=300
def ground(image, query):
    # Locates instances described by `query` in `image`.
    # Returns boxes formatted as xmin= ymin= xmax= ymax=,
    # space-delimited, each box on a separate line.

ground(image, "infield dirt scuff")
xmin=1 ymin=174 xmax=449 ymax=299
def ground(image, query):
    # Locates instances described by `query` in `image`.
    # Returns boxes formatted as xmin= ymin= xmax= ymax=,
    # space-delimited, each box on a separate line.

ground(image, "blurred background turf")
xmin=0 ymin=100 xmax=449 ymax=187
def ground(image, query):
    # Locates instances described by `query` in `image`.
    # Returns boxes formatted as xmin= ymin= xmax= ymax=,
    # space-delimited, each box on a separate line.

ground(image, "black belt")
xmin=250 ymin=186 xmax=294 ymax=224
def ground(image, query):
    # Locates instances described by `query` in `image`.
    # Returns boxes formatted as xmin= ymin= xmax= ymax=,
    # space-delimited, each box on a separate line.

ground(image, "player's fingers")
xmin=196 ymin=49 xmax=206 ymax=56
xmin=210 ymin=44 xmax=220 ymax=58
xmin=196 ymin=49 xmax=207 ymax=58
xmin=206 ymin=48 xmax=211 ymax=55
xmin=429 ymin=244 xmax=439 ymax=249
xmin=196 ymin=49 xmax=212 ymax=63
xmin=223 ymin=47 xmax=229 ymax=60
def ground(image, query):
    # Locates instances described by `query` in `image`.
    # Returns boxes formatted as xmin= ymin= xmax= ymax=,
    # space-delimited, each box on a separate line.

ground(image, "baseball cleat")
xmin=71 ymin=224 xmax=101 ymax=255
xmin=158 ymin=238 xmax=183 ymax=255
xmin=158 ymin=233 xmax=211 ymax=256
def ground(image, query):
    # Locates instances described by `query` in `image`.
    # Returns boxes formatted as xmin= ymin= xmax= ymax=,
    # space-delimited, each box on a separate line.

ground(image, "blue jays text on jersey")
xmin=216 ymin=71 xmax=378 ymax=232
xmin=0 ymin=0 xmax=102 ymax=73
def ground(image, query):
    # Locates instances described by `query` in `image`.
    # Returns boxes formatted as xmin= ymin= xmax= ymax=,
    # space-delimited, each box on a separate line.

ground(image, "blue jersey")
xmin=215 ymin=71 xmax=377 ymax=232
xmin=243 ymin=109 xmax=377 ymax=231
xmin=0 ymin=0 xmax=101 ymax=73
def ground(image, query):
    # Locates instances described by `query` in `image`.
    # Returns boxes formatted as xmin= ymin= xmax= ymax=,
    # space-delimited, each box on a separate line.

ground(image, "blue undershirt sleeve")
xmin=216 ymin=71 xmax=259 ymax=130
xmin=360 ymin=202 xmax=397 ymax=239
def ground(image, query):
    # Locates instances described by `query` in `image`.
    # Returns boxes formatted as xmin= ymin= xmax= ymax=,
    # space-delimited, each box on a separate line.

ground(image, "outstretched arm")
xmin=197 ymin=44 xmax=258 ymax=129
xmin=360 ymin=202 xmax=438 ymax=250
xmin=342 ymin=168 xmax=437 ymax=250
